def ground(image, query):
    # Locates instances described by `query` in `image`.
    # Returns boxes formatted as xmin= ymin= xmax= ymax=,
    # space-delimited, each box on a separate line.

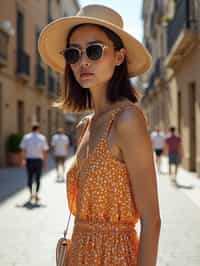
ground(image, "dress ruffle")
xmin=68 ymin=221 xmax=139 ymax=266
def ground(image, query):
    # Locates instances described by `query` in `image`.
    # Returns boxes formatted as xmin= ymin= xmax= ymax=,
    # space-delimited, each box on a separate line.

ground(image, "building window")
xmin=17 ymin=100 xmax=24 ymax=134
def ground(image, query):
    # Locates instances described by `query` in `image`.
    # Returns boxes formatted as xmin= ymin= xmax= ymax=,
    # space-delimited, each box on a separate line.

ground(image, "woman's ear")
xmin=115 ymin=48 xmax=126 ymax=66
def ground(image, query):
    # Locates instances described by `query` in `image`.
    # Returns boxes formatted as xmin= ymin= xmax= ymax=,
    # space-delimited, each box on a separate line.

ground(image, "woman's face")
xmin=68 ymin=25 xmax=126 ymax=90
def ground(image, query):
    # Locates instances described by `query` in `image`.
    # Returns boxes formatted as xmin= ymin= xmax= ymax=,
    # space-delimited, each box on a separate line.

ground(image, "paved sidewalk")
xmin=159 ymin=156 xmax=200 ymax=209
xmin=0 ymin=156 xmax=74 ymax=266
xmin=0 ymin=155 xmax=200 ymax=265
xmin=157 ymin=156 xmax=200 ymax=266
xmin=0 ymin=156 xmax=56 ymax=203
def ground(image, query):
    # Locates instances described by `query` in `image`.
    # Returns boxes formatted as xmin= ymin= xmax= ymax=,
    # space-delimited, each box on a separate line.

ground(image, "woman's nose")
xmin=79 ymin=51 xmax=90 ymax=66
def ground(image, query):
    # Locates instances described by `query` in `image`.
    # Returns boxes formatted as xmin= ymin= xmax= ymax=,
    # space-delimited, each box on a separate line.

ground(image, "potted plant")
xmin=5 ymin=133 xmax=23 ymax=167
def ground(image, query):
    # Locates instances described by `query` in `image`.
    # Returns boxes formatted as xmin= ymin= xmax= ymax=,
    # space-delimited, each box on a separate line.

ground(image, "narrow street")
xmin=157 ymin=158 xmax=200 ymax=266
xmin=0 ymin=156 xmax=200 ymax=266
xmin=0 ymin=157 xmax=73 ymax=266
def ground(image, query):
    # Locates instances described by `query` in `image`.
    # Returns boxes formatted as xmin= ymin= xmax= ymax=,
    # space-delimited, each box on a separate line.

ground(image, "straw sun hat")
xmin=38 ymin=4 xmax=152 ymax=77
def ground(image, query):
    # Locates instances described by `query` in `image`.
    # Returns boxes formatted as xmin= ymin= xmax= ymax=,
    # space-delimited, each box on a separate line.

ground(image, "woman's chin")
xmin=79 ymin=80 xmax=96 ymax=88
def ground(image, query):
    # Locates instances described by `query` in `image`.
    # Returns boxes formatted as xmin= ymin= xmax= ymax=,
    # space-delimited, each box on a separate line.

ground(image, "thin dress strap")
xmin=76 ymin=115 xmax=91 ymax=147
xmin=104 ymin=103 xmax=136 ymax=138
xmin=104 ymin=108 xmax=121 ymax=138
xmin=75 ymin=115 xmax=91 ymax=169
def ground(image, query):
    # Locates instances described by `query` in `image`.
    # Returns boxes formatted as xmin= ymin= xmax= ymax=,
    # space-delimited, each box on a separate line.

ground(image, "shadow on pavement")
xmin=176 ymin=183 xmax=194 ymax=190
xmin=171 ymin=180 xmax=194 ymax=190
xmin=15 ymin=200 xmax=47 ymax=210
xmin=159 ymin=171 xmax=169 ymax=175
xmin=0 ymin=156 xmax=57 ymax=204
xmin=55 ymin=179 xmax=65 ymax=184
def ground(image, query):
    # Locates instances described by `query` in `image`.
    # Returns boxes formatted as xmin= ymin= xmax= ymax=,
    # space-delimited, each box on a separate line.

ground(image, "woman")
xmin=38 ymin=5 xmax=161 ymax=266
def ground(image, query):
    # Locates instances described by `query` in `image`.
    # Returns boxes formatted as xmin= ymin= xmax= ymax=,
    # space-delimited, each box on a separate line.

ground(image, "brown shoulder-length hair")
xmin=55 ymin=24 xmax=141 ymax=112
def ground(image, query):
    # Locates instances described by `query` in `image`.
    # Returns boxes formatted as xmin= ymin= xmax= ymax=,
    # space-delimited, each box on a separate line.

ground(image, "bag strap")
xmin=63 ymin=190 xmax=76 ymax=239
xmin=63 ymin=209 xmax=72 ymax=239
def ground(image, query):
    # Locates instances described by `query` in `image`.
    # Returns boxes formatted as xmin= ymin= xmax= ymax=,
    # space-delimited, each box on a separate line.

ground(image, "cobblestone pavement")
xmin=157 ymin=157 xmax=200 ymax=266
xmin=0 ymin=156 xmax=200 ymax=266
xmin=0 ymin=156 xmax=74 ymax=266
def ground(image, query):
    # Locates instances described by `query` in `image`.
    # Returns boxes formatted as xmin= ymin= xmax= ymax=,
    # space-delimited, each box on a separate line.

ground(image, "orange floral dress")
xmin=67 ymin=105 xmax=141 ymax=266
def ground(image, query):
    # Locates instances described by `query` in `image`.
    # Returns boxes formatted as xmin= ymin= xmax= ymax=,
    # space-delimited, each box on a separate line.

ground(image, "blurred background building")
xmin=141 ymin=0 xmax=200 ymax=176
xmin=1 ymin=0 xmax=200 ymax=178
xmin=0 ymin=0 xmax=80 ymax=167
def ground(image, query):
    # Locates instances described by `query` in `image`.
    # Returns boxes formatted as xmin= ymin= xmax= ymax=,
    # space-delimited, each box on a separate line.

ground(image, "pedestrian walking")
xmin=51 ymin=128 xmax=70 ymax=182
xmin=38 ymin=4 xmax=161 ymax=266
xmin=150 ymin=128 xmax=165 ymax=173
xmin=20 ymin=122 xmax=49 ymax=202
xmin=165 ymin=126 xmax=183 ymax=183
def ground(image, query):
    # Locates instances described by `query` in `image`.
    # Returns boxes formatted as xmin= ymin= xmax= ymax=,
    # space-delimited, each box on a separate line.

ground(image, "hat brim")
xmin=38 ymin=16 xmax=152 ymax=77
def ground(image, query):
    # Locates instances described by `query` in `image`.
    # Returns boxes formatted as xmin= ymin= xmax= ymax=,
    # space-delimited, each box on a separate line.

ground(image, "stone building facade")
xmin=141 ymin=0 xmax=200 ymax=176
xmin=0 ymin=0 xmax=79 ymax=166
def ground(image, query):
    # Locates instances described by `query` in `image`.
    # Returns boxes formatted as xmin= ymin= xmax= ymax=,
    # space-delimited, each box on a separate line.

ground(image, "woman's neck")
xmin=93 ymin=100 xmax=111 ymax=116
xmin=89 ymin=85 xmax=129 ymax=119
xmin=90 ymin=85 xmax=111 ymax=116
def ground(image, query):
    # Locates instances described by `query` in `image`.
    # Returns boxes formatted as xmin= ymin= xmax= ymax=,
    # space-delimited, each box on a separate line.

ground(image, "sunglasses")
xmin=60 ymin=43 xmax=109 ymax=64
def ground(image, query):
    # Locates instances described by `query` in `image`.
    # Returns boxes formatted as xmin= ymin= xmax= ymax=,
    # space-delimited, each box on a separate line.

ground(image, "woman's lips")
xmin=80 ymin=73 xmax=94 ymax=79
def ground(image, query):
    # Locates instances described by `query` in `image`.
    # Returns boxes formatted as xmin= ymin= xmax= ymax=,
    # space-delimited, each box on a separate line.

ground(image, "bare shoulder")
xmin=116 ymin=104 xmax=147 ymax=135
xmin=115 ymin=103 xmax=151 ymax=158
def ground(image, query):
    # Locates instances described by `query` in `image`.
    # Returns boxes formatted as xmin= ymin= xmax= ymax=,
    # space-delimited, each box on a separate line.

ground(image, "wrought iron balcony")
xmin=154 ymin=0 xmax=165 ymax=24
xmin=35 ymin=64 xmax=45 ymax=88
xmin=150 ymin=0 xmax=165 ymax=37
xmin=145 ymin=58 xmax=163 ymax=94
xmin=166 ymin=0 xmax=198 ymax=67
xmin=16 ymin=49 xmax=30 ymax=80
xmin=167 ymin=0 xmax=189 ymax=53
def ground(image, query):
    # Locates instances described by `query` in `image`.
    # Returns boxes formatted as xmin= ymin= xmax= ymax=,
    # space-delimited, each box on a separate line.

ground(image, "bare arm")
xmin=21 ymin=149 xmax=26 ymax=160
xmin=43 ymin=150 xmax=48 ymax=161
xmin=20 ymin=149 xmax=26 ymax=167
xmin=116 ymin=106 xmax=161 ymax=266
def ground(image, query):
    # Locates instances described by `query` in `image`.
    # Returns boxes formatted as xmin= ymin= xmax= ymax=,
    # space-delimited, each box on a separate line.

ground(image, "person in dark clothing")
xmin=165 ymin=127 xmax=183 ymax=183
xmin=20 ymin=123 xmax=49 ymax=202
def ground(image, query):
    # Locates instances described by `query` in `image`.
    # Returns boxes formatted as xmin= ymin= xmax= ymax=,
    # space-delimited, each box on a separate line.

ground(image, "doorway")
xmin=189 ymin=82 xmax=196 ymax=171
xmin=177 ymin=91 xmax=182 ymax=135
